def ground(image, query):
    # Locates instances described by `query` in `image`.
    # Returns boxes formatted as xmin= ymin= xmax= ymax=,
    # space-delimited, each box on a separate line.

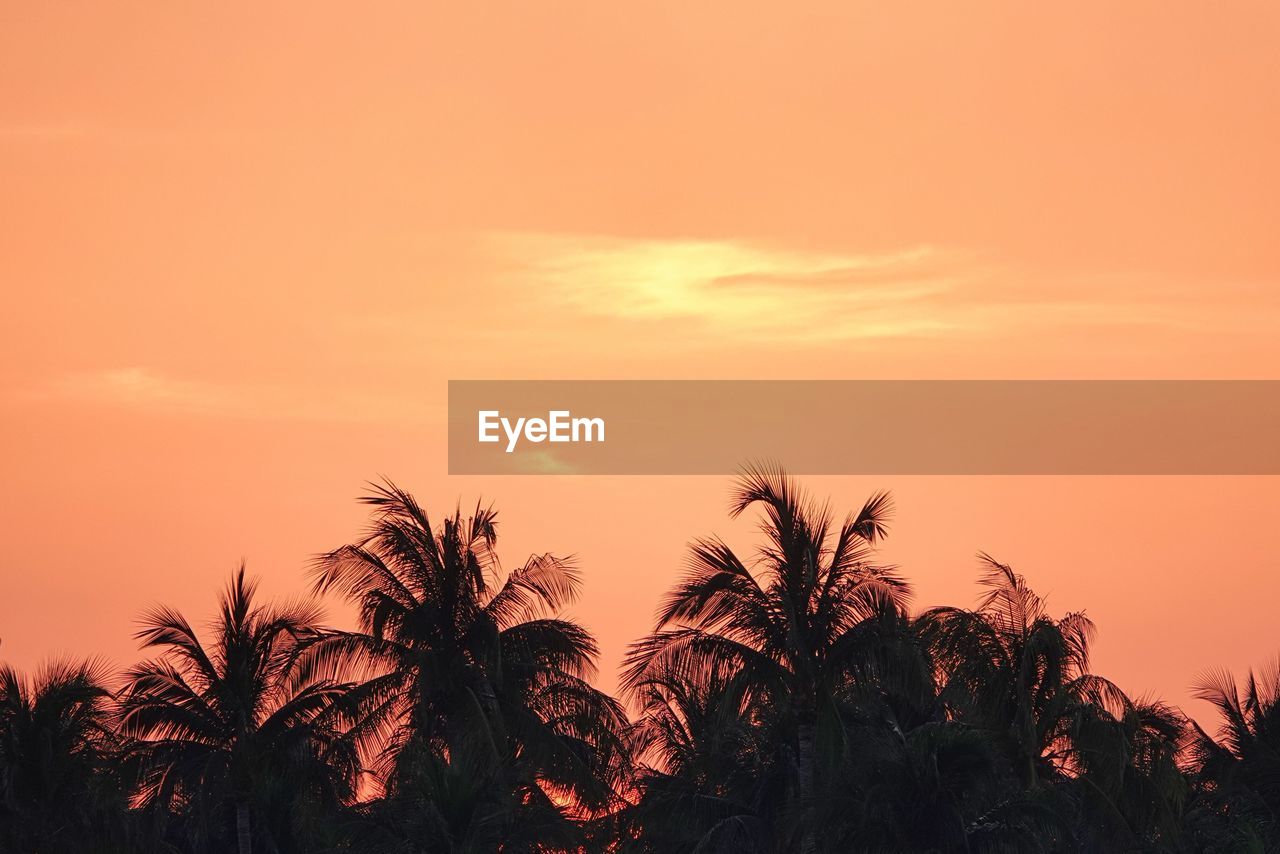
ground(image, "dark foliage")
xmin=0 ymin=474 xmax=1270 ymax=853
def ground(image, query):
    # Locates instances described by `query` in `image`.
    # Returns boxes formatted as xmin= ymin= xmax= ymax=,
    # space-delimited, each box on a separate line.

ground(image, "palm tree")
xmin=1185 ymin=659 xmax=1280 ymax=851
xmin=917 ymin=555 xmax=1124 ymax=791
xmin=823 ymin=718 xmax=1003 ymax=852
xmin=118 ymin=566 xmax=359 ymax=854
xmin=1066 ymin=697 xmax=1187 ymax=851
xmin=918 ymin=555 xmax=1189 ymax=850
xmin=0 ymin=659 xmax=128 ymax=853
xmin=622 ymin=466 xmax=907 ymax=853
xmin=302 ymin=481 xmax=629 ymax=851
xmin=622 ymin=659 xmax=783 ymax=852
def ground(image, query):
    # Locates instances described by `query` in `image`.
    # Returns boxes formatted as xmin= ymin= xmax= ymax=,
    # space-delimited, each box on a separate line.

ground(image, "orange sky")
xmin=2 ymin=2 xmax=1279 ymax=723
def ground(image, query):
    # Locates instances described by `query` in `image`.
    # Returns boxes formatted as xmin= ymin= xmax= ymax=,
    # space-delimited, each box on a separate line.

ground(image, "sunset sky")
xmin=2 ymin=2 xmax=1279 ymax=722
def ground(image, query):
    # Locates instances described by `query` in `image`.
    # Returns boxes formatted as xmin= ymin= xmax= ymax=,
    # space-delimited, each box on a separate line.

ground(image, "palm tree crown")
xmin=623 ymin=466 xmax=907 ymax=852
xmin=118 ymin=566 xmax=358 ymax=854
xmin=304 ymin=481 xmax=628 ymax=851
xmin=1187 ymin=660 xmax=1280 ymax=850
xmin=0 ymin=659 xmax=123 ymax=853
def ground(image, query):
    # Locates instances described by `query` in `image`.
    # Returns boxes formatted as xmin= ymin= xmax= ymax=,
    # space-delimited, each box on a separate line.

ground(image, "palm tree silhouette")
xmin=622 ymin=465 xmax=907 ymax=853
xmin=1186 ymin=660 xmax=1280 ymax=850
xmin=118 ymin=566 xmax=359 ymax=854
xmin=918 ymin=555 xmax=1187 ymax=849
xmin=0 ymin=659 xmax=127 ymax=853
xmin=917 ymin=554 xmax=1125 ymax=790
xmin=1067 ymin=696 xmax=1186 ymax=849
xmin=302 ymin=481 xmax=629 ymax=851
xmin=623 ymin=658 xmax=782 ymax=852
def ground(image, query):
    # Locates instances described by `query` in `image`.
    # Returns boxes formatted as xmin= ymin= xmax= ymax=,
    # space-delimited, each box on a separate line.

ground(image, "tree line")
xmin=2 ymin=470 xmax=1277 ymax=853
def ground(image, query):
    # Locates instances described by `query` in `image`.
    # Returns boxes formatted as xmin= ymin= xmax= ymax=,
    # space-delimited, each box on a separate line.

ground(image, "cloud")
xmin=487 ymin=233 xmax=980 ymax=342
xmin=482 ymin=232 xmax=1228 ymax=349
xmin=509 ymin=449 xmax=580 ymax=475
xmin=52 ymin=368 xmax=238 ymax=412
xmin=25 ymin=368 xmax=434 ymax=423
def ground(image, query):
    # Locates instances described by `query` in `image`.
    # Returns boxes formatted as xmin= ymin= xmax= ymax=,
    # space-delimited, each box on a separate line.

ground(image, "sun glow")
xmin=488 ymin=232 xmax=967 ymax=342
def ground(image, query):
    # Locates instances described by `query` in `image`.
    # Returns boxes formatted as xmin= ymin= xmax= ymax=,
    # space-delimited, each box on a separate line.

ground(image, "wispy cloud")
xmin=51 ymin=368 xmax=239 ymax=412
xmin=23 ymin=368 xmax=434 ymax=423
xmin=487 ymin=233 xmax=983 ymax=342
xmin=483 ymin=232 xmax=1219 ymax=347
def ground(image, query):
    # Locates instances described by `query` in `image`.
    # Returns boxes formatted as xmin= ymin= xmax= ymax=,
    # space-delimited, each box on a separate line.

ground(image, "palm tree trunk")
xmin=798 ymin=719 xmax=817 ymax=854
xmin=236 ymin=800 xmax=252 ymax=854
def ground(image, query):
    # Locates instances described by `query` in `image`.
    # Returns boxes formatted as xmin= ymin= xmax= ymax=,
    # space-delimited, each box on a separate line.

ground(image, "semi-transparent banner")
xmin=447 ymin=380 xmax=1280 ymax=475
